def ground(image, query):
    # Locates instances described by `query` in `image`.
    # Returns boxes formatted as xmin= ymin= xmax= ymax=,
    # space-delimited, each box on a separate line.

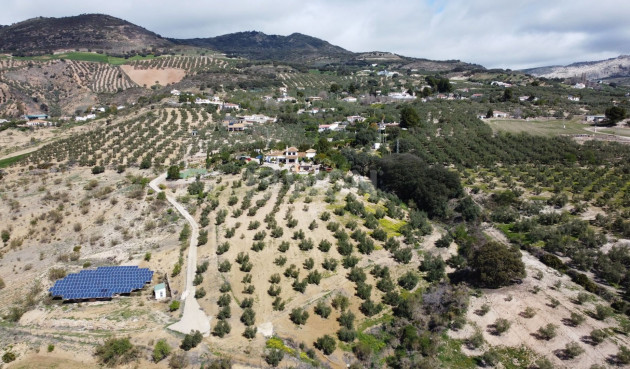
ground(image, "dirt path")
xmin=149 ymin=173 xmax=212 ymax=336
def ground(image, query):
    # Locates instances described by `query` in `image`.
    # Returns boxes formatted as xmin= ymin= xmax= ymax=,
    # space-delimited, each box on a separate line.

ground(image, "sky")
xmin=1 ymin=0 xmax=629 ymax=69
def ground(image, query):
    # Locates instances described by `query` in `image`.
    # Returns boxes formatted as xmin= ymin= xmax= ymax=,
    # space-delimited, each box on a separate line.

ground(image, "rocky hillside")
xmin=523 ymin=55 xmax=630 ymax=80
xmin=171 ymin=31 xmax=354 ymax=64
xmin=0 ymin=14 xmax=172 ymax=55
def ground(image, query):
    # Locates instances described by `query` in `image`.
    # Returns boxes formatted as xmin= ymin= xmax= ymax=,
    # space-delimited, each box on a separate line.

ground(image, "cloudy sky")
xmin=1 ymin=0 xmax=629 ymax=69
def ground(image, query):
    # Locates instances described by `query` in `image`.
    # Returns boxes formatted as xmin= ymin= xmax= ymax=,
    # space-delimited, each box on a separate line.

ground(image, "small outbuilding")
xmin=154 ymin=283 xmax=167 ymax=300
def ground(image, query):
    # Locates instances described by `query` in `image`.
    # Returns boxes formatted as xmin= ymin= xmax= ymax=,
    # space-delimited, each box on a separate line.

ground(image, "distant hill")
xmin=0 ymin=14 xmax=172 ymax=54
xmin=523 ymin=55 xmax=630 ymax=80
xmin=170 ymin=31 xmax=354 ymax=64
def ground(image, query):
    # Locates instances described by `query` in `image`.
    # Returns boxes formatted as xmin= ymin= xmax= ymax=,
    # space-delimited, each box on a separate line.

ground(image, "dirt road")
xmin=150 ymin=173 xmax=212 ymax=336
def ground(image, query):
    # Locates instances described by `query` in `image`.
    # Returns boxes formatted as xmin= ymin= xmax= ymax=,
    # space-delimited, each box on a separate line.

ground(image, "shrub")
xmin=568 ymin=312 xmax=585 ymax=326
xmin=338 ymin=311 xmax=355 ymax=329
xmin=2 ymin=352 xmax=16 ymax=363
xmin=241 ymin=308 xmax=256 ymax=326
xmin=594 ymin=304 xmax=613 ymax=320
xmin=289 ymin=308 xmax=309 ymax=325
xmin=152 ymin=339 xmax=171 ymax=362
xmin=359 ymin=299 xmax=383 ymax=317
xmin=332 ymin=294 xmax=350 ymax=311
xmin=322 ymin=258 xmax=338 ymax=271
xmin=194 ymin=288 xmax=206 ymax=298
xmin=315 ymin=335 xmax=336 ymax=355
xmin=47 ymin=344 xmax=55 ymax=352
xmin=169 ymin=300 xmax=180 ymax=311
xmin=244 ymin=326 xmax=257 ymax=339
xmin=48 ymin=267 xmax=67 ymax=281
xmin=355 ymin=282 xmax=372 ymax=300
xmin=393 ymin=247 xmax=413 ymax=264
xmin=494 ymin=318 xmax=511 ymax=335
xmin=318 ymin=240 xmax=332 ymax=252
xmin=217 ymin=293 xmax=231 ymax=307
xmin=314 ymin=301 xmax=332 ymax=318
xmin=590 ymin=329 xmax=607 ymax=345
xmin=337 ymin=327 xmax=357 ymax=342
xmin=397 ymin=271 xmax=419 ymax=290
xmin=563 ymin=342 xmax=584 ymax=359
xmin=212 ymin=320 xmax=231 ymax=338
xmin=536 ymin=323 xmax=557 ymax=340
xmin=265 ymin=349 xmax=284 ymax=367
xmin=342 ymin=255 xmax=360 ymax=268
xmin=472 ymin=241 xmax=526 ymax=288
xmin=168 ymin=352 xmax=188 ymax=368
xmin=617 ymin=346 xmax=630 ymax=365
xmin=218 ymin=260 xmax=231 ymax=272
xmin=95 ymin=337 xmax=139 ymax=366
xmin=181 ymin=331 xmax=203 ymax=350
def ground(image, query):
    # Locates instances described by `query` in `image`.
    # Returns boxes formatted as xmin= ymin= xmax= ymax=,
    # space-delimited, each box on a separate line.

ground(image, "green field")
xmin=485 ymin=118 xmax=592 ymax=136
xmin=0 ymin=153 xmax=28 ymax=168
xmin=9 ymin=52 xmax=157 ymax=65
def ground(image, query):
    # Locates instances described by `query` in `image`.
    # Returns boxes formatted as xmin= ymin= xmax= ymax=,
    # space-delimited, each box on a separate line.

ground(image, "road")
xmin=149 ymin=173 xmax=211 ymax=336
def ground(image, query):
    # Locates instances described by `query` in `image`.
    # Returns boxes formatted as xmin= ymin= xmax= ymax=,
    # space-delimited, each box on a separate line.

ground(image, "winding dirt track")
xmin=149 ymin=173 xmax=212 ymax=336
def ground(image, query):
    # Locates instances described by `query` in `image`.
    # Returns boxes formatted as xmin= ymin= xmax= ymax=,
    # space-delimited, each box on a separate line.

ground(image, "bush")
xmin=244 ymin=326 xmax=257 ymax=339
xmin=153 ymin=339 xmax=171 ymax=362
xmin=590 ymin=329 xmax=607 ymax=345
xmin=265 ymin=349 xmax=284 ymax=367
xmin=194 ymin=288 xmax=206 ymax=298
xmin=536 ymin=323 xmax=557 ymax=340
xmin=393 ymin=247 xmax=413 ymax=264
xmin=563 ymin=342 xmax=584 ymax=359
xmin=2 ymin=352 xmax=16 ymax=363
xmin=471 ymin=242 xmax=526 ymax=288
xmin=338 ymin=311 xmax=355 ymax=329
xmin=315 ymin=335 xmax=336 ymax=355
xmin=169 ymin=300 xmax=180 ymax=311
xmin=181 ymin=330 xmax=203 ymax=350
xmin=212 ymin=320 xmax=231 ymax=338
xmin=314 ymin=301 xmax=332 ymax=318
xmin=337 ymin=327 xmax=357 ymax=342
xmin=241 ymin=308 xmax=256 ymax=326
xmin=494 ymin=318 xmax=511 ymax=335
xmin=617 ymin=346 xmax=630 ymax=365
xmin=398 ymin=271 xmax=419 ymax=290
xmin=48 ymin=267 xmax=67 ymax=281
xmin=95 ymin=337 xmax=139 ymax=366
xmin=289 ymin=308 xmax=309 ymax=325
xmin=594 ymin=304 xmax=613 ymax=320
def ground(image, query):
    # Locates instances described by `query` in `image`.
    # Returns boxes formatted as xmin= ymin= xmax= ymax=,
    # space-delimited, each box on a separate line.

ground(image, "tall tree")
xmin=400 ymin=106 xmax=420 ymax=128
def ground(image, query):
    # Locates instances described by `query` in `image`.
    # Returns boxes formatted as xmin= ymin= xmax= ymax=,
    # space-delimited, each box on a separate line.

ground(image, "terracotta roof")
xmin=306 ymin=149 xmax=317 ymax=153
xmin=287 ymin=147 xmax=298 ymax=152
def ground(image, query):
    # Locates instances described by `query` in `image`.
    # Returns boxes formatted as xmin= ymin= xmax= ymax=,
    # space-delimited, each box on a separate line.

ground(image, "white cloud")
xmin=0 ymin=0 xmax=628 ymax=69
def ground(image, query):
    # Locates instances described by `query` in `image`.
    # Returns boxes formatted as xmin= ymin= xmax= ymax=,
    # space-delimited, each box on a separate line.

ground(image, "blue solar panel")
xmin=49 ymin=266 xmax=154 ymax=300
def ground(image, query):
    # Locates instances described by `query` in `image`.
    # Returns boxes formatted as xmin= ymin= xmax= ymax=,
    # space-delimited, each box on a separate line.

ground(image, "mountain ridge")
xmin=523 ymin=55 xmax=630 ymax=80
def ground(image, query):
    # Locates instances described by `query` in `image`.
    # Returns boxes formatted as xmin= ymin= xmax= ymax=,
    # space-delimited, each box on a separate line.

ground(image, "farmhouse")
xmin=585 ymin=115 xmax=606 ymax=123
xmin=222 ymin=103 xmax=240 ymax=110
xmin=342 ymin=96 xmax=357 ymax=102
xmin=347 ymin=115 xmax=366 ymax=124
xmin=318 ymin=123 xmax=339 ymax=132
xmin=24 ymin=114 xmax=49 ymax=120
xmin=493 ymin=111 xmax=509 ymax=118
xmin=264 ymin=147 xmax=316 ymax=164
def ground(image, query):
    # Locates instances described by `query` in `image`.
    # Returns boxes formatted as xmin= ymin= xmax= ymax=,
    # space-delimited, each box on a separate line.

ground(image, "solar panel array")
xmin=49 ymin=266 xmax=154 ymax=300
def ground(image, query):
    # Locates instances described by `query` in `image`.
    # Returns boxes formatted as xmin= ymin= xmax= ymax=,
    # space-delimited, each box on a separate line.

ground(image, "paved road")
xmin=150 ymin=173 xmax=211 ymax=336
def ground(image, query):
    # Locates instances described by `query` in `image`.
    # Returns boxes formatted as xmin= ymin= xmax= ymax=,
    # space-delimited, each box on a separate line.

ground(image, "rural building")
xmin=585 ymin=115 xmax=606 ymax=123
xmin=568 ymin=95 xmax=581 ymax=102
xmin=154 ymin=283 xmax=167 ymax=300
xmin=318 ymin=123 xmax=339 ymax=133
xmin=222 ymin=103 xmax=240 ymax=110
xmin=493 ymin=111 xmax=509 ymax=118
xmin=347 ymin=115 xmax=365 ymax=124
xmin=24 ymin=114 xmax=49 ymax=120
xmin=342 ymin=96 xmax=357 ymax=102
xmin=264 ymin=147 xmax=316 ymax=164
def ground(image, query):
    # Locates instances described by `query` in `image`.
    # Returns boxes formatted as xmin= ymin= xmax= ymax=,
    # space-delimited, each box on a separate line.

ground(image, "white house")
xmin=568 ymin=95 xmax=581 ymax=102
xmin=222 ymin=103 xmax=240 ymax=110
xmin=585 ymin=115 xmax=606 ymax=123
xmin=342 ymin=96 xmax=357 ymax=103
xmin=154 ymin=283 xmax=167 ymax=300
xmin=388 ymin=92 xmax=416 ymax=100
xmin=75 ymin=114 xmax=96 ymax=122
xmin=493 ymin=111 xmax=509 ymax=118
xmin=170 ymin=90 xmax=181 ymax=96
xmin=318 ymin=123 xmax=339 ymax=132
xmin=306 ymin=149 xmax=317 ymax=159
xmin=347 ymin=115 xmax=365 ymax=124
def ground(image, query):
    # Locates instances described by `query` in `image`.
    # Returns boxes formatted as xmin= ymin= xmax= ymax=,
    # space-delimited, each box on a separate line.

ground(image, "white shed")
xmin=154 ymin=283 xmax=167 ymax=300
